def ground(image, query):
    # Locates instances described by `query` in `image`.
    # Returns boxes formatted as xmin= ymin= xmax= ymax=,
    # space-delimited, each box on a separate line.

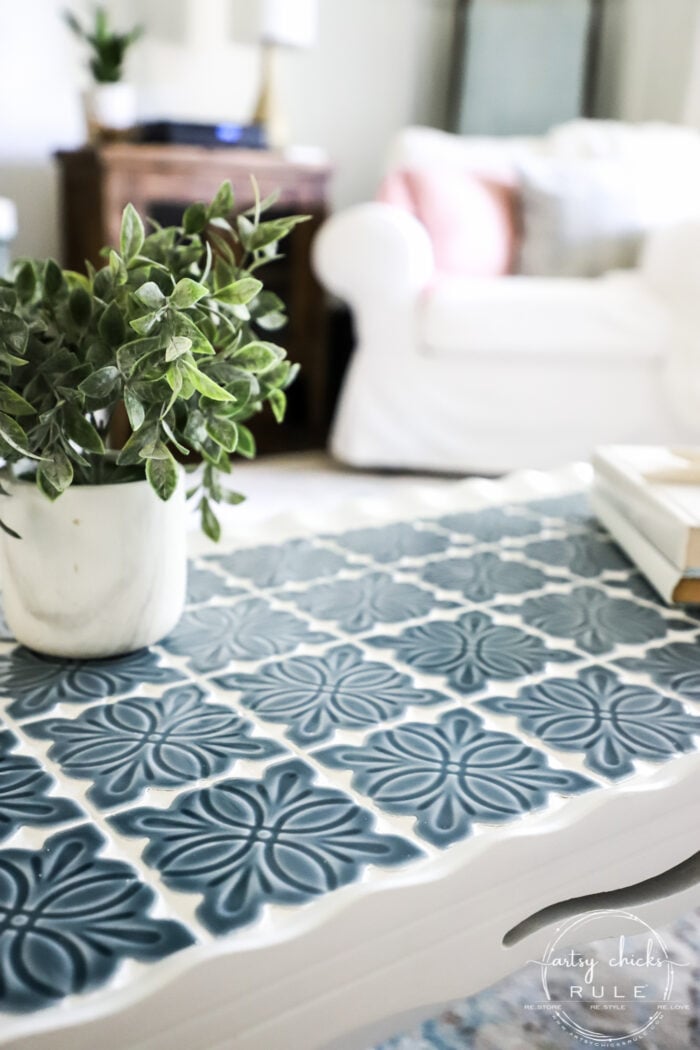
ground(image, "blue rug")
xmin=375 ymin=910 xmax=700 ymax=1049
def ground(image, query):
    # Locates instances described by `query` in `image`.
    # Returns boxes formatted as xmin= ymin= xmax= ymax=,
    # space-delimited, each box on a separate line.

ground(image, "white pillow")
xmin=517 ymin=158 xmax=645 ymax=278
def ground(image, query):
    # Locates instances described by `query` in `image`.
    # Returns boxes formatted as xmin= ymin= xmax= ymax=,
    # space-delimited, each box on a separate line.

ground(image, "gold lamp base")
xmin=253 ymin=43 xmax=289 ymax=150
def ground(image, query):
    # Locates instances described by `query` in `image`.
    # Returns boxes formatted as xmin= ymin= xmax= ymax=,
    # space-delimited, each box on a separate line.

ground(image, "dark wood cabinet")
xmin=56 ymin=145 xmax=333 ymax=453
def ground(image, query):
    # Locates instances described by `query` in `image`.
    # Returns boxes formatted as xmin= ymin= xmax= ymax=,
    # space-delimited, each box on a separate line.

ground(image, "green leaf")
xmin=146 ymin=449 xmax=179 ymax=501
xmin=0 ymin=311 xmax=28 ymax=356
xmin=236 ymin=423 xmax=256 ymax=459
xmin=99 ymin=302 xmax=127 ymax=348
xmin=135 ymin=281 xmax=166 ymax=309
xmin=117 ymin=337 xmax=160 ymax=375
xmin=183 ymin=202 xmax=208 ymax=234
xmin=222 ymin=489 xmax=246 ymax=506
xmin=116 ymin=423 xmax=159 ymax=466
xmin=200 ymin=497 xmax=221 ymax=542
xmin=37 ymin=449 xmax=73 ymax=498
xmin=69 ymin=286 xmax=92 ymax=327
xmin=15 ymin=261 xmax=36 ymax=303
xmin=108 ymin=250 xmax=127 ymax=283
xmin=0 ymin=411 xmax=40 ymax=459
xmin=216 ymin=277 xmax=263 ymax=306
xmin=124 ymin=388 xmax=145 ymax=430
xmin=165 ymin=335 xmax=192 ymax=362
xmin=120 ymin=203 xmax=145 ymax=261
xmin=209 ymin=181 xmax=234 ymax=219
xmin=184 ymin=363 xmax=235 ymax=402
xmin=62 ymin=404 xmax=105 ymax=453
xmin=129 ymin=310 xmax=163 ymax=336
xmin=43 ymin=259 xmax=65 ymax=298
xmin=79 ymin=365 xmax=121 ymax=399
xmin=268 ymin=388 xmax=286 ymax=423
xmin=171 ymin=278 xmax=209 ymax=309
xmin=0 ymin=383 xmax=35 ymax=417
xmin=206 ymin=416 xmax=238 ymax=452
xmin=232 ymin=341 xmax=282 ymax=374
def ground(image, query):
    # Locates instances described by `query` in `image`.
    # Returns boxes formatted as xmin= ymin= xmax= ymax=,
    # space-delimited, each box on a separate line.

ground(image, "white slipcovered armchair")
xmin=313 ymin=122 xmax=700 ymax=473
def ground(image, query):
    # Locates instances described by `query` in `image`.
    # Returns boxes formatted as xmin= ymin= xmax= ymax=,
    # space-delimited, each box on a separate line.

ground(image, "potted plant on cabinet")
xmin=64 ymin=4 xmax=143 ymax=142
xmin=0 ymin=181 xmax=302 ymax=660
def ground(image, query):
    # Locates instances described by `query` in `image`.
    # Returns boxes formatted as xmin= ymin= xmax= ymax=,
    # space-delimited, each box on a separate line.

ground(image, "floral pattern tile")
xmin=211 ymin=539 xmax=352 ymax=589
xmin=187 ymin=565 xmax=243 ymax=605
xmin=0 ymin=825 xmax=193 ymax=1012
xmin=368 ymin=611 xmax=577 ymax=695
xmin=284 ymin=572 xmax=456 ymax=633
xmin=521 ymin=535 xmax=631 ymax=578
xmin=26 ymin=685 xmax=284 ymax=809
xmin=332 ymin=523 xmax=450 ymax=563
xmin=112 ymin=759 xmax=421 ymax=933
xmin=436 ymin=508 xmax=542 ymax=542
xmin=0 ymin=647 xmax=186 ymax=720
xmin=519 ymin=493 xmax=594 ymax=524
xmin=214 ymin=645 xmax=448 ymax=746
xmin=418 ymin=553 xmax=552 ymax=603
xmin=0 ymin=728 xmax=83 ymax=840
xmin=499 ymin=587 xmax=685 ymax=656
xmin=316 ymin=709 xmax=593 ymax=847
xmin=479 ymin=667 xmax=700 ymax=779
xmin=616 ymin=642 xmax=700 ymax=704
xmin=161 ymin=599 xmax=333 ymax=672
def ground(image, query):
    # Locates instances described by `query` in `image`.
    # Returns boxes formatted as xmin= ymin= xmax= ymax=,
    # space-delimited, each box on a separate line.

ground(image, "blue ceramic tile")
xmin=480 ymin=667 xmax=700 ymax=779
xmin=0 ymin=728 xmax=82 ymax=840
xmin=187 ymin=566 xmax=244 ymax=605
xmin=522 ymin=535 xmax=631 ymax=578
xmin=211 ymin=539 xmax=351 ymax=589
xmin=0 ymin=825 xmax=193 ymax=1012
xmin=499 ymin=587 xmax=685 ymax=655
xmin=617 ymin=642 xmax=700 ymax=704
xmin=419 ymin=553 xmax=552 ymax=602
xmin=162 ymin=599 xmax=333 ymax=673
xmin=316 ymin=709 xmax=593 ymax=848
xmin=368 ymin=611 xmax=576 ymax=695
xmin=26 ymin=684 xmax=284 ymax=809
xmin=214 ymin=644 xmax=448 ymax=746
xmin=112 ymin=759 xmax=421 ymax=934
xmin=332 ymin=523 xmax=450 ymax=563
xmin=0 ymin=648 xmax=186 ymax=721
xmin=285 ymin=572 xmax=456 ymax=634
xmin=436 ymin=508 xmax=542 ymax=543
xmin=520 ymin=493 xmax=594 ymax=524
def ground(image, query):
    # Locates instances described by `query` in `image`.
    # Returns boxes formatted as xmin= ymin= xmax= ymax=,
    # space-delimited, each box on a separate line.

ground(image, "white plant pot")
xmin=84 ymin=82 xmax=137 ymax=141
xmin=0 ymin=475 xmax=187 ymax=659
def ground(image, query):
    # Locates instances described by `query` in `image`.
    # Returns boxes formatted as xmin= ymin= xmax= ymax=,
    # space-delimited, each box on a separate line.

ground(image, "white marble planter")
xmin=83 ymin=82 xmax=137 ymax=141
xmin=0 ymin=475 xmax=186 ymax=658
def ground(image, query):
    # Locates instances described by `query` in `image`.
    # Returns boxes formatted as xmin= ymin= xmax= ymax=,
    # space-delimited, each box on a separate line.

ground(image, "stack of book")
xmin=592 ymin=446 xmax=700 ymax=605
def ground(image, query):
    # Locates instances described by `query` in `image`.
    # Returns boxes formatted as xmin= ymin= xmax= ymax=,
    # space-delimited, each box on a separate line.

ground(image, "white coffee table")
xmin=1 ymin=464 xmax=698 ymax=1050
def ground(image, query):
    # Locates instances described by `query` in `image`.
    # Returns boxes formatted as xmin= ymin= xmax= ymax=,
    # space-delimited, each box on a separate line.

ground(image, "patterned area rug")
xmin=375 ymin=911 xmax=700 ymax=1049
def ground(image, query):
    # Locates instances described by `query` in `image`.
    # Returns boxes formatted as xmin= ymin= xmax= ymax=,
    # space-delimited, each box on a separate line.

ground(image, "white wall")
xmin=596 ymin=0 xmax=699 ymax=124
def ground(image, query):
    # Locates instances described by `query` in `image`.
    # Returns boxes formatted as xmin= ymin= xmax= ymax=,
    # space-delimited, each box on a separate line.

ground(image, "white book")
xmin=591 ymin=486 xmax=700 ymax=605
xmin=593 ymin=445 xmax=700 ymax=570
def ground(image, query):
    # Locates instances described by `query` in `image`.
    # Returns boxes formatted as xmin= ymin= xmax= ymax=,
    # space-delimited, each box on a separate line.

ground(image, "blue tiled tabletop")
xmin=0 ymin=485 xmax=699 ymax=1019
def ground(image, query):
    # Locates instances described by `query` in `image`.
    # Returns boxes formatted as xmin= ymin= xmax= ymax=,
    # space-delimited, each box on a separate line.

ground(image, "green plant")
xmin=0 ymin=180 xmax=305 ymax=541
xmin=64 ymin=5 xmax=143 ymax=84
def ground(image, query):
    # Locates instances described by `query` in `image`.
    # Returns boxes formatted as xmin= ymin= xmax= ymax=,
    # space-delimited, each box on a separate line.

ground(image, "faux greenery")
xmin=0 ymin=180 xmax=304 ymax=541
xmin=64 ymin=5 xmax=143 ymax=84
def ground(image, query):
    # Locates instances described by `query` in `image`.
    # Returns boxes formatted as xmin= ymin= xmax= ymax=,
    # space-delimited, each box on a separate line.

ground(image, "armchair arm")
xmin=641 ymin=220 xmax=700 ymax=305
xmin=312 ymin=202 xmax=434 ymax=305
